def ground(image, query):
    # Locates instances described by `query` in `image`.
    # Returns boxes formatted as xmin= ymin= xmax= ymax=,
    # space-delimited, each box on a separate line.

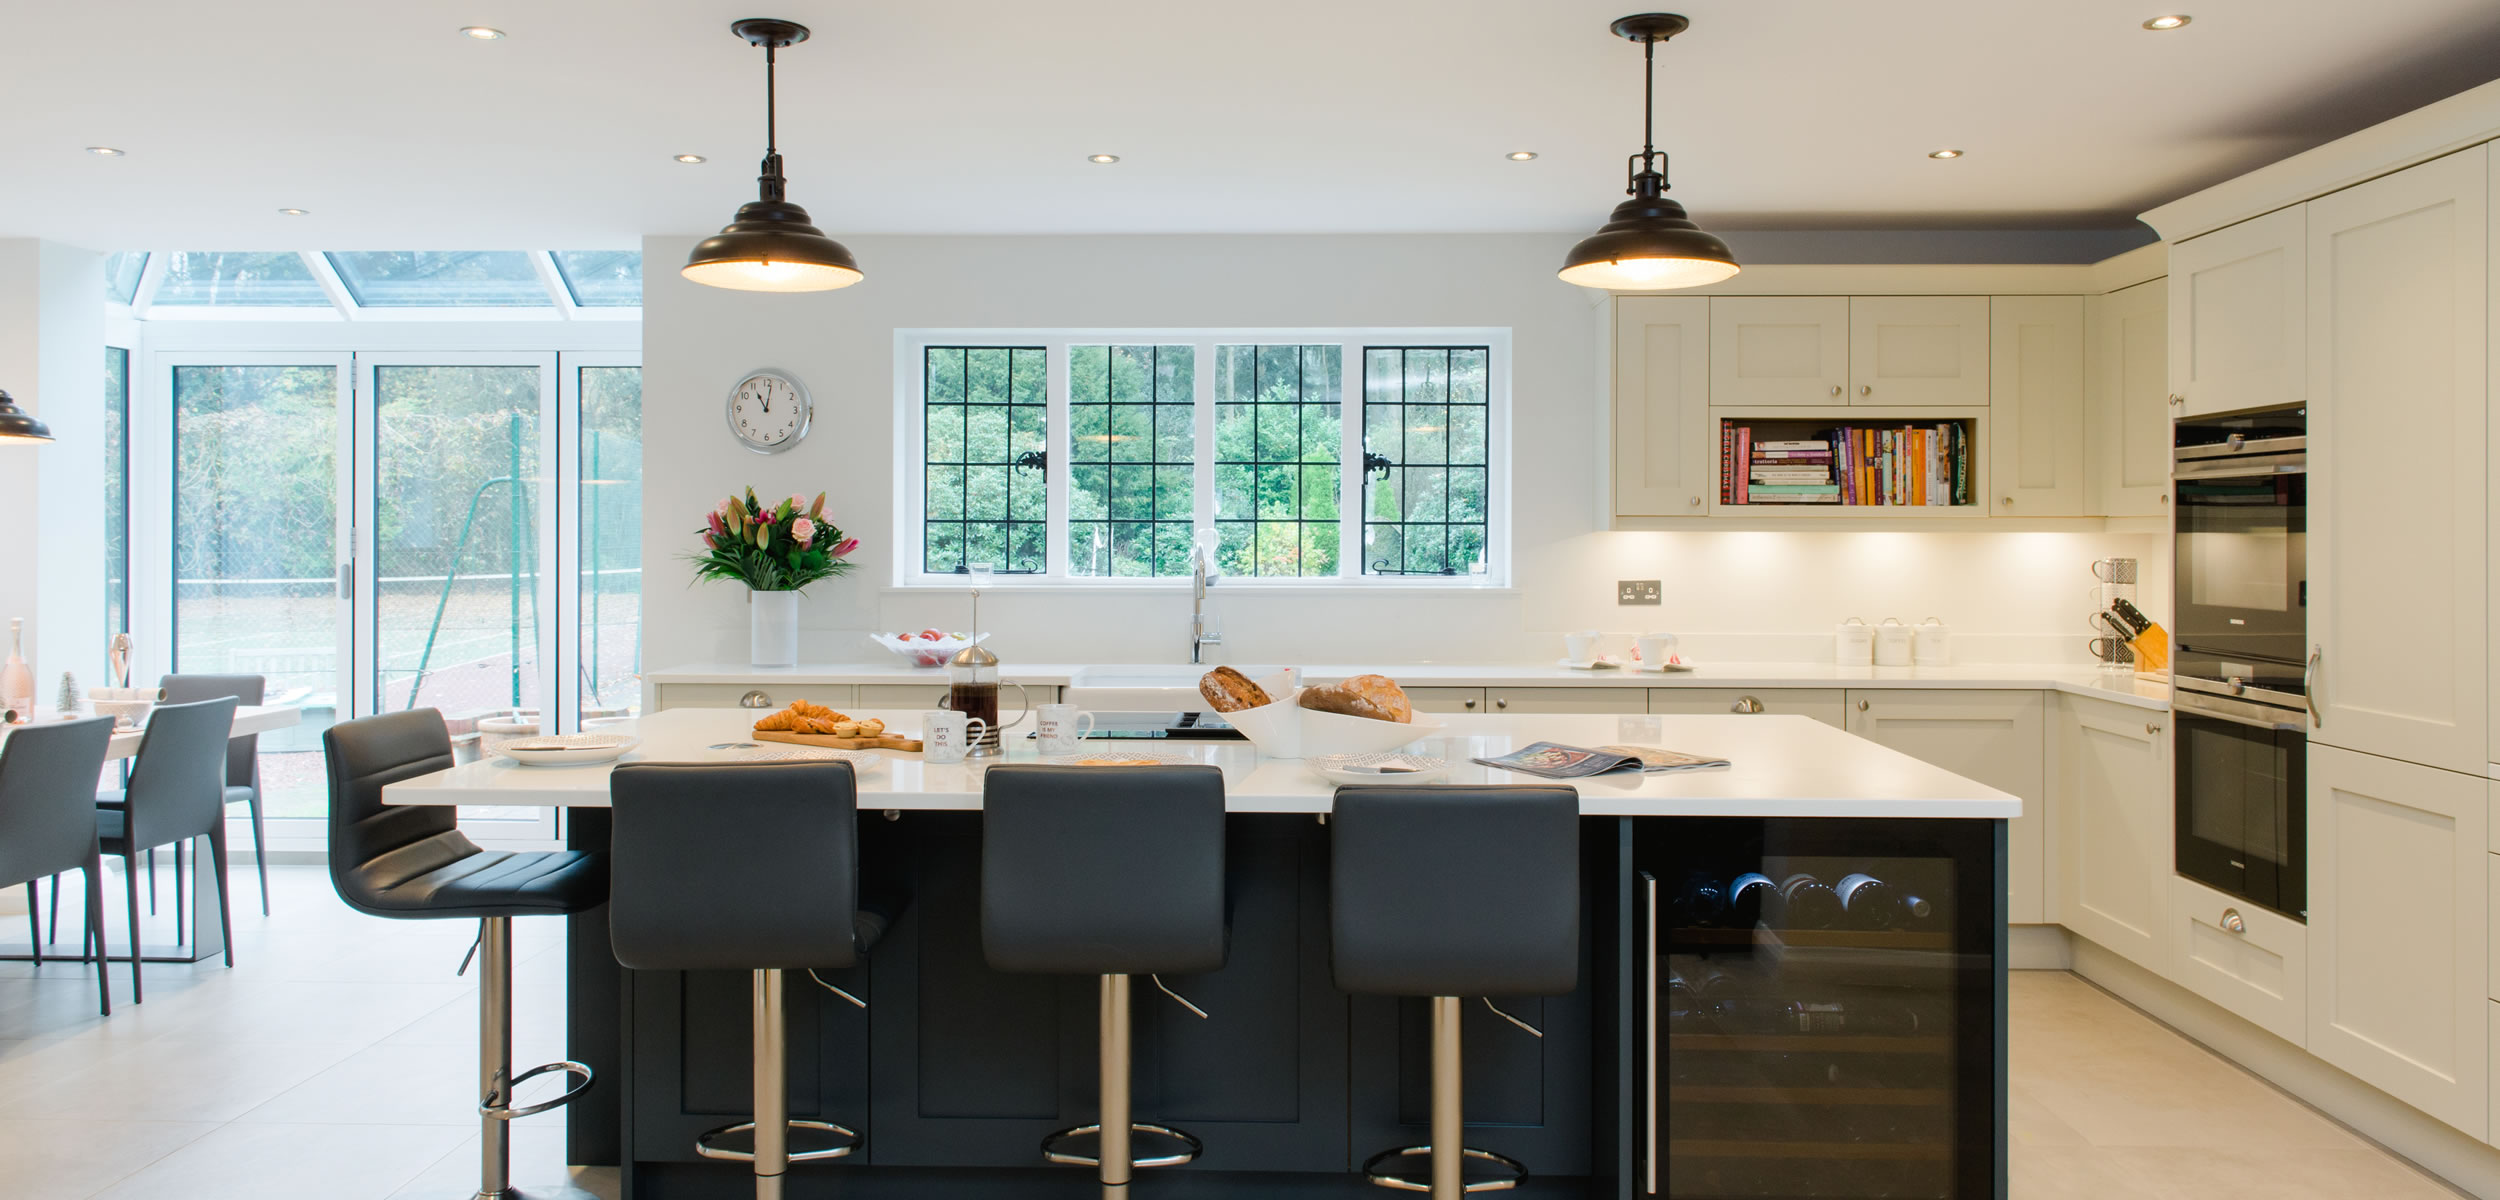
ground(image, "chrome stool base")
xmin=1042 ymin=1121 xmax=1204 ymax=1170
xmin=696 ymin=1119 xmax=861 ymax=1164
xmin=469 ymin=1186 xmax=608 ymax=1200
xmin=1360 ymin=1145 xmax=1528 ymax=1193
xmin=482 ymin=1060 xmax=594 ymax=1121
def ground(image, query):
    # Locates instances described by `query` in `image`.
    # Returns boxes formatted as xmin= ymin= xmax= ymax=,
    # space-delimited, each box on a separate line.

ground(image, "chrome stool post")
xmin=689 ymin=969 xmax=861 ymax=1197
xmin=1037 ymin=974 xmax=1207 ymax=1193
xmin=471 ymin=917 xmax=596 ymax=1200
xmin=1357 ymin=997 xmax=1528 ymax=1197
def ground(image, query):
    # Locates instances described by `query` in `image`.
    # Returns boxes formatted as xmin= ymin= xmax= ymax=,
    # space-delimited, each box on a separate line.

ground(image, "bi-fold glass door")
xmin=148 ymin=349 xmax=636 ymax=849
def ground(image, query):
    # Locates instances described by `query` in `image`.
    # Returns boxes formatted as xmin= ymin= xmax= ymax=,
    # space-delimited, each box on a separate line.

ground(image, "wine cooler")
xmin=1636 ymin=817 xmax=2004 ymax=1198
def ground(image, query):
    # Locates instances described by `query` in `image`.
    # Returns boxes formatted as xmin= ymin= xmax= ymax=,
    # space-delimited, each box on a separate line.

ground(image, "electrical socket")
xmin=1617 ymin=579 xmax=1662 ymax=605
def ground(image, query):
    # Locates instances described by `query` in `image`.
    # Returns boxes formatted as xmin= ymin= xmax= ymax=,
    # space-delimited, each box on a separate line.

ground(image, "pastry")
xmin=1198 ymin=666 xmax=1272 ymax=713
xmin=754 ymin=700 xmax=855 ymax=735
xmin=1296 ymin=674 xmax=1412 ymax=723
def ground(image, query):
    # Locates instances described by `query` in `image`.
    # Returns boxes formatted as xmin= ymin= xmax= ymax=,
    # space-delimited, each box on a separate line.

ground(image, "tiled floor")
xmin=0 ymin=867 xmax=2469 ymax=1198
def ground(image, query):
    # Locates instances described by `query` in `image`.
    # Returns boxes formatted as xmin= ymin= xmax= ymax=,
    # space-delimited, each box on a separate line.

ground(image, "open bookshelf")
xmin=1712 ymin=408 xmax=1988 ymax=518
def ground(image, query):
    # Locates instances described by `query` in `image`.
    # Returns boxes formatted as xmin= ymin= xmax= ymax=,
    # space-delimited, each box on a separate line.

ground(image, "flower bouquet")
xmin=690 ymin=488 xmax=860 ymax=665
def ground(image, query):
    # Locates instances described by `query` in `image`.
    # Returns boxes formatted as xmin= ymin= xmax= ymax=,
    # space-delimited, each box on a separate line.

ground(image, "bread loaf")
xmin=1296 ymin=674 xmax=1412 ymax=723
xmin=1198 ymin=666 xmax=1273 ymax=713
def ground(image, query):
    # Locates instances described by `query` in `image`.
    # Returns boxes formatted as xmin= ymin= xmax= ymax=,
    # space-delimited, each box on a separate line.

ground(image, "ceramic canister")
xmin=1873 ymin=618 xmax=1915 ymax=667
xmin=1913 ymin=618 xmax=1952 ymax=665
xmin=1835 ymin=618 xmax=1875 ymax=666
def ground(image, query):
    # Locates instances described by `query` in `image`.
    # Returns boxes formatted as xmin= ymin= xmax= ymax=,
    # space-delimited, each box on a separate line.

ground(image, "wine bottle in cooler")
xmin=1669 ymin=871 xmax=1729 ymax=928
xmin=1777 ymin=873 xmax=1844 ymax=930
xmin=1714 ymin=996 xmax=1931 ymax=1037
xmin=1836 ymin=872 xmax=1909 ymax=929
xmin=1726 ymin=871 xmax=1778 ymax=928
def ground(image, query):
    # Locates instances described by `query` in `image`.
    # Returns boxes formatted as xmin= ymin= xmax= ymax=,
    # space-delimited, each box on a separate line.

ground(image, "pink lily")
xmin=830 ymin=537 xmax=859 ymax=558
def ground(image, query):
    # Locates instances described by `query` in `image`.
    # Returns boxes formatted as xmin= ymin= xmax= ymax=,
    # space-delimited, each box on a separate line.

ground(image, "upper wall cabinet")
xmin=1709 ymin=297 xmax=1850 ymax=406
xmin=2308 ymin=147 xmax=2489 ymax=775
xmin=1611 ymin=296 xmax=1713 ymax=516
xmin=2168 ymin=206 xmax=2306 ymax=418
xmin=2086 ymin=279 xmax=2173 ymax=518
xmin=1849 ymin=297 xmax=1991 ymax=407
xmin=1988 ymin=296 xmax=2087 ymax=517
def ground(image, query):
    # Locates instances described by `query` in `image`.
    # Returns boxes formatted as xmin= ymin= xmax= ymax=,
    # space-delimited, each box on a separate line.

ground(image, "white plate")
xmin=1306 ymin=753 xmax=1452 ymax=786
xmin=499 ymin=734 xmax=641 ymax=766
xmin=1039 ymin=749 xmax=1209 ymax=768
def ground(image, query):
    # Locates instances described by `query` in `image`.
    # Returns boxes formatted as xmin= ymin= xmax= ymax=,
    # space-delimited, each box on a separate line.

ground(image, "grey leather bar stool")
xmin=982 ymin=764 xmax=1228 ymax=1198
xmin=326 ymin=710 xmax=605 ymax=1200
xmin=0 ymin=717 xmax=117 ymax=1013
xmin=1331 ymin=785 xmax=1580 ymax=1198
xmin=99 ymin=696 xmax=239 ymax=1001
xmin=160 ymin=673 xmax=271 ymax=914
xmin=610 ymin=761 xmax=897 ymax=1200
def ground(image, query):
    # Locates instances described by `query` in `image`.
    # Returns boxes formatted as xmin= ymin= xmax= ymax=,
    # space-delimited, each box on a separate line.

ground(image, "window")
xmin=153 ymin=251 xmax=330 ymax=306
xmin=922 ymin=346 xmax=1048 ymax=574
xmin=104 ymin=252 xmax=148 ymax=305
xmin=552 ymin=251 xmax=643 ymax=307
xmin=579 ymin=364 xmax=643 ymax=715
xmin=327 ymin=251 xmax=551 ymax=307
xmin=902 ymin=330 xmax=1505 ymax=585
xmin=110 ymin=250 xmax=642 ymax=317
xmin=104 ymin=347 xmax=129 ymax=636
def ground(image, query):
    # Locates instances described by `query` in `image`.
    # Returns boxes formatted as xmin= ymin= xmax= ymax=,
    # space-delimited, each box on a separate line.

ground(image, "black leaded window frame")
xmin=901 ymin=332 xmax=1507 ymax=587
xmin=921 ymin=345 xmax=1049 ymax=575
xmin=1360 ymin=346 xmax=1493 ymax=578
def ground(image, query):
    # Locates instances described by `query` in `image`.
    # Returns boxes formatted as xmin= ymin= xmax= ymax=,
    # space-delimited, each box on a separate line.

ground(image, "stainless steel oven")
xmin=2173 ymin=409 xmax=2305 ymax=665
xmin=2172 ymin=676 xmax=2307 ymax=919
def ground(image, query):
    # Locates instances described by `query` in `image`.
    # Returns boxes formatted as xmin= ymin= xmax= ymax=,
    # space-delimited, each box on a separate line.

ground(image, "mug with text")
xmin=1036 ymin=703 xmax=1098 ymax=756
xmin=923 ymin=709 xmax=989 ymax=765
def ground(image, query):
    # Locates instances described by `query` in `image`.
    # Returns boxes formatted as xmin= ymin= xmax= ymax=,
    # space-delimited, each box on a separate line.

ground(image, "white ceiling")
xmin=4 ymin=0 xmax=2497 ymax=249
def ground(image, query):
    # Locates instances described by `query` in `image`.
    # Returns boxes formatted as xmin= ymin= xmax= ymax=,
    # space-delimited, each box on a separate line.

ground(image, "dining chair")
xmin=158 ymin=674 xmax=271 ymax=915
xmin=99 ymin=696 xmax=238 ymax=1001
xmin=0 ymin=717 xmax=119 ymax=1015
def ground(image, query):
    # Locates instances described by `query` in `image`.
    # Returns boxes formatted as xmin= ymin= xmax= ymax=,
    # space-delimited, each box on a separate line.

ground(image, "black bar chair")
xmin=325 ymin=709 xmax=605 ymax=1200
xmin=97 ymin=696 xmax=239 ymax=1001
xmin=0 ymin=717 xmax=118 ymax=1014
xmin=1330 ymin=785 xmax=1580 ymax=1199
xmin=610 ymin=761 xmax=899 ymax=1200
xmin=160 ymin=673 xmax=271 ymax=915
xmin=982 ymin=764 xmax=1228 ymax=1197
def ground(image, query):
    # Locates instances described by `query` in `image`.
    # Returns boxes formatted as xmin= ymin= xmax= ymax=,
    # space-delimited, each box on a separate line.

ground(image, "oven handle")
xmin=2174 ymin=458 xmax=2305 ymax=481
xmin=2174 ymin=695 xmax=2306 ymax=732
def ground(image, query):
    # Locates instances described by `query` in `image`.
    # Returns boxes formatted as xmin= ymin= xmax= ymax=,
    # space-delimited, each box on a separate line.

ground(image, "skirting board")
xmin=2009 ymin=924 xmax=2074 ymax=970
xmin=2064 ymin=933 xmax=2500 ymax=1198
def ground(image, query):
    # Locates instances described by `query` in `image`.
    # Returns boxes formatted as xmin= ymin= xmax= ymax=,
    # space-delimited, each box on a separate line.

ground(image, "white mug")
xmin=923 ymin=710 xmax=989 ymax=765
xmin=1563 ymin=630 xmax=1600 ymax=665
xmin=1036 ymin=703 xmax=1097 ymax=756
xmin=1634 ymin=633 xmax=1675 ymax=673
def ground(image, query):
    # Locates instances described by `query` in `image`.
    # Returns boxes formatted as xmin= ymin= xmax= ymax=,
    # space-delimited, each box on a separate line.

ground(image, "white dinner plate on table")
xmin=1306 ymin=753 xmax=1451 ymax=786
xmin=499 ymin=734 xmax=640 ymax=766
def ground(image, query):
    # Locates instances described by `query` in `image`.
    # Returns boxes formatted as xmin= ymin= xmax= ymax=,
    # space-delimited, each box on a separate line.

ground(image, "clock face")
xmin=727 ymin=371 xmax=809 ymax=453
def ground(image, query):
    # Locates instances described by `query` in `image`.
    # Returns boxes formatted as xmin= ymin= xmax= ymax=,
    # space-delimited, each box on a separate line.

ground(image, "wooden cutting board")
xmin=753 ymin=730 xmax=924 ymax=753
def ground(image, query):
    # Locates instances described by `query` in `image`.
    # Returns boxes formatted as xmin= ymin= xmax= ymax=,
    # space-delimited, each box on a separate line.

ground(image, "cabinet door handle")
xmin=1642 ymin=872 xmax=1659 ymax=1195
xmin=1463 ymin=698 xmax=1477 ymax=710
xmin=2146 ymin=722 xmax=2161 ymax=735
xmin=1688 ymin=496 xmax=1702 ymax=507
xmin=2000 ymin=496 xmax=2013 ymax=507
xmin=1730 ymin=695 xmax=1764 ymax=714
xmin=1857 ymin=699 xmax=1871 ymax=712
xmin=2305 ymin=646 xmax=2322 ymax=728
xmin=739 ymin=689 xmax=775 ymax=709
xmin=1495 ymin=698 xmax=1509 ymax=710
xmin=2220 ymin=908 xmax=2246 ymax=935
xmin=1829 ymin=385 xmax=1843 ymax=397
xmin=2168 ymin=393 xmax=2185 ymax=407
xmin=1860 ymin=384 xmax=1872 ymax=397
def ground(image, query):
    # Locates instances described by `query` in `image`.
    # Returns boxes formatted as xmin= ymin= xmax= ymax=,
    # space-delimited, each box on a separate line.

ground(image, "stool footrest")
xmin=694 ymin=1119 xmax=859 ymax=1164
xmin=482 ymin=1061 xmax=594 ymax=1121
xmin=1041 ymin=1122 xmax=1203 ymax=1169
xmin=1361 ymin=1144 xmax=1528 ymax=1193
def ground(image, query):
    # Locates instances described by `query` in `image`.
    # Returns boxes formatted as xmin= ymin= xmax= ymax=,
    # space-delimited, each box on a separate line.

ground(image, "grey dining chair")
xmin=99 ymin=696 xmax=238 ymax=1001
xmin=158 ymin=674 xmax=271 ymax=915
xmin=0 ymin=717 xmax=118 ymax=1014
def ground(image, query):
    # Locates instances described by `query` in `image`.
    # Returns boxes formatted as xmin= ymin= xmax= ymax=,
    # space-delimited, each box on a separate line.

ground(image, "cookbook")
xmin=1472 ymin=742 xmax=1729 ymax=780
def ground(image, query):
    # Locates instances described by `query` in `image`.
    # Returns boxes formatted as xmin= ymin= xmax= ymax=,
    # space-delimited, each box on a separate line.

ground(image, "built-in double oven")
xmin=2172 ymin=407 xmax=2309 ymax=919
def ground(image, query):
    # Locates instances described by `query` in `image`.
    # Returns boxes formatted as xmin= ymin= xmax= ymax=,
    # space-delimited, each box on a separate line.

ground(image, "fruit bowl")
xmin=869 ymin=630 xmax=987 ymax=668
xmin=1227 ymin=690 xmax=1444 ymax=760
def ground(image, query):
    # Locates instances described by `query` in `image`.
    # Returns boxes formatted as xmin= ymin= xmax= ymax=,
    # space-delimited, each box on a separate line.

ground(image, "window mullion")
xmin=1193 ymin=339 xmax=1216 ymax=565
xmin=1340 ymin=341 xmax=1362 ymax=580
xmin=1045 ymin=341 xmax=1071 ymax=581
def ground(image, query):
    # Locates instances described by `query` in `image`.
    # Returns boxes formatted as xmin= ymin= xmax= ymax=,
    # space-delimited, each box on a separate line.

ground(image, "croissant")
xmin=755 ymin=701 xmax=856 ymax=734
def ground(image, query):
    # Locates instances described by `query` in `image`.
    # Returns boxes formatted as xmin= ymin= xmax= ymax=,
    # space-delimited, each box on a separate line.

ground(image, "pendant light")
xmin=682 ymin=19 xmax=865 ymax=293
xmin=1558 ymin=13 xmax=1740 ymax=291
xmin=0 ymin=389 xmax=52 ymax=445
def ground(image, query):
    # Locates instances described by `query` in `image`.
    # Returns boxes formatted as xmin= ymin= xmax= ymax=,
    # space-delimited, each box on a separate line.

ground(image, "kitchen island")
xmin=388 ymin=708 xmax=2017 ymax=1199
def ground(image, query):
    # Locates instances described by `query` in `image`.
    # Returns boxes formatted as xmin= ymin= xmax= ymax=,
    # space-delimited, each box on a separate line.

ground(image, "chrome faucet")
xmin=1189 ymin=537 xmax=1223 ymax=665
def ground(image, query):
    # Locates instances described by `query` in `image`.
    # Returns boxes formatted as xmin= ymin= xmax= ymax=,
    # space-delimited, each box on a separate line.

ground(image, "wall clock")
xmin=726 ymin=368 xmax=811 ymax=454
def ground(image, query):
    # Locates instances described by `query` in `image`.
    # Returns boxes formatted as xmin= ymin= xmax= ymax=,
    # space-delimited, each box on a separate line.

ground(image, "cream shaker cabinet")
xmin=2308 ymin=744 xmax=2489 ymax=1136
xmin=2307 ymin=147 xmax=2489 ymax=776
xmin=1707 ymin=296 xmax=1850 ymax=407
xmin=1987 ymin=296 xmax=2088 ymax=516
xmin=1610 ymin=296 xmax=1714 ymax=516
xmin=2053 ymin=695 xmax=2170 ymax=972
xmin=2170 ymin=873 xmax=2309 ymax=1047
xmin=1484 ymin=687 xmax=1652 ymax=715
xmin=1848 ymin=296 xmax=1991 ymax=407
xmin=2168 ymin=205 xmax=2306 ymax=418
xmin=1844 ymin=689 xmax=2047 ymax=923
xmin=1646 ymin=687 xmax=1847 ymax=728
xmin=2085 ymin=278 xmax=2173 ymax=518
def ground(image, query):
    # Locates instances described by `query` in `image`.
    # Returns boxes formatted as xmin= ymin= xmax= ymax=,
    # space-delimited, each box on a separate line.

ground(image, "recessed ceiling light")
xmin=2142 ymin=14 xmax=2190 ymax=30
xmin=86 ymin=146 xmax=124 ymax=157
xmin=461 ymin=26 xmax=505 ymax=40
xmin=675 ymin=154 xmax=706 ymax=164
xmin=277 ymin=208 xmax=309 ymax=216
xmin=1508 ymin=150 xmax=1538 ymax=161
xmin=1928 ymin=148 xmax=1965 ymax=159
xmin=1088 ymin=153 xmax=1120 ymax=164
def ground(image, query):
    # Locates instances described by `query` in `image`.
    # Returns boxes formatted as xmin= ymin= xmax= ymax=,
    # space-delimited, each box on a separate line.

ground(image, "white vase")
xmin=749 ymin=590 xmax=799 ymax=666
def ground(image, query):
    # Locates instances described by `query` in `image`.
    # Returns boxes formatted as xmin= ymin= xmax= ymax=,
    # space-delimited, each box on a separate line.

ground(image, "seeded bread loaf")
xmin=1296 ymin=674 xmax=1412 ymax=723
xmin=1198 ymin=666 xmax=1273 ymax=713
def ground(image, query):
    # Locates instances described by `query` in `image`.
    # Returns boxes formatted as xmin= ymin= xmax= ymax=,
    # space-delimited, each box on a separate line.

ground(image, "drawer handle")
xmin=1495 ymin=698 xmax=1509 ymax=711
xmin=1829 ymin=385 xmax=1843 ymax=397
xmin=739 ymin=690 xmax=775 ymax=709
xmin=1860 ymin=385 xmax=1872 ymax=397
xmin=1689 ymin=495 xmax=1703 ymax=507
xmin=1730 ymin=696 xmax=1764 ymax=714
xmin=1463 ymin=699 xmax=1477 ymax=710
xmin=2220 ymin=908 xmax=2246 ymax=935
xmin=2146 ymin=722 xmax=2160 ymax=735
xmin=1857 ymin=699 xmax=1870 ymax=712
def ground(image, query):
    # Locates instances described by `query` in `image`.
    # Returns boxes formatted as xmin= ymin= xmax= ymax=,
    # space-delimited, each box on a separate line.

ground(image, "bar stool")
xmin=981 ymin=764 xmax=1228 ymax=1197
xmin=1330 ymin=785 xmax=1581 ymax=1199
xmin=609 ymin=761 xmax=898 ymax=1200
xmin=325 ymin=710 xmax=605 ymax=1200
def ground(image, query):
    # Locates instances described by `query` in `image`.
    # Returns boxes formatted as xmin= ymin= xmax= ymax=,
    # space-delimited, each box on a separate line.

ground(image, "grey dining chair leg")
xmin=120 ymin=849 xmax=144 ymax=1003
xmin=23 ymin=882 xmax=39 ymax=966
xmin=172 ymin=841 xmax=184 ymax=947
xmin=145 ymin=848 xmax=155 ymax=915
xmin=84 ymin=859 xmax=110 ymax=1015
xmin=47 ymin=873 xmax=59 ymax=946
xmin=206 ymin=826 xmax=233 ymax=968
xmin=245 ymin=788 xmax=269 ymax=915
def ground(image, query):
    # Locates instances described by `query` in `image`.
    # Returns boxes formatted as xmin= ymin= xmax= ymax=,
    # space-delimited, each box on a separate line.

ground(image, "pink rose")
xmin=791 ymin=517 xmax=816 ymax=547
xmin=830 ymin=537 xmax=859 ymax=558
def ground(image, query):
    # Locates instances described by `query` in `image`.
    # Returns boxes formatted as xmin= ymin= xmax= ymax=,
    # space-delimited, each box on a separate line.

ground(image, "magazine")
xmin=1472 ymin=742 xmax=1729 ymax=780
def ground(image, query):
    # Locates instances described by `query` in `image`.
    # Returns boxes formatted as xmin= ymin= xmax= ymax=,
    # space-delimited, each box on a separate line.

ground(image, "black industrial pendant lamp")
xmin=683 ymin=19 xmax=865 ymax=293
xmin=0 ymin=389 xmax=52 ymax=445
xmin=1558 ymin=14 xmax=1740 ymax=291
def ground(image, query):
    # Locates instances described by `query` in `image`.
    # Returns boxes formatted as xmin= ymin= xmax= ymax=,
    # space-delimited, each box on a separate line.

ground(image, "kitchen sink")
xmin=1065 ymin=665 xmax=1287 ymax=713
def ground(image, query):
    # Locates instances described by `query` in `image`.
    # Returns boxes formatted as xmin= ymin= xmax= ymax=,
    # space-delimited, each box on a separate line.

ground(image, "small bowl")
xmin=88 ymin=686 xmax=161 ymax=729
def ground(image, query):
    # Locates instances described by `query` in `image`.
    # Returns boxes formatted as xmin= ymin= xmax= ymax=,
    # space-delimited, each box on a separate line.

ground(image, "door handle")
xmin=1642 ymin=872 xmax=1659 ymax=1194
xmin=2304 ymin=646 xmax=2322 ymax=729
xmin=2220 ymin=908 xmax=2246 ymax=935
xmin=1730 ymin=695 xmax=1764 ymax=714
xmin=336 ymin=562 xmax=353 ymax=601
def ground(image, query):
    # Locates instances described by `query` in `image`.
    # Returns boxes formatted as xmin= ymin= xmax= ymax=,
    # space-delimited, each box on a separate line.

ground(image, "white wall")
xmin=640 ymin=233 xmax=2160 ymax=671
xmin=0 ymin=240 xmax=106 ymax=691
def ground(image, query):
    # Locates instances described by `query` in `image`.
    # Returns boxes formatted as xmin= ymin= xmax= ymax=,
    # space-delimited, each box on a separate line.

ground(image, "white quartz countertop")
xmin=382 ymin=707 xmax=2020 ymax=820
xmin=646 ymin=660 xmax=2170 ymax=711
